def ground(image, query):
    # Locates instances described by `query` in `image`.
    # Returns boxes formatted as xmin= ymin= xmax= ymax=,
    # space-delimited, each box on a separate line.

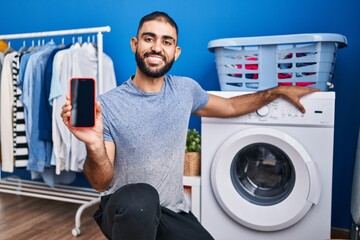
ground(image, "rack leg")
xmin=72 ymin=197 xmax=100 ymax=237
xmin=351 ymin=218 xmax=360 ymax=240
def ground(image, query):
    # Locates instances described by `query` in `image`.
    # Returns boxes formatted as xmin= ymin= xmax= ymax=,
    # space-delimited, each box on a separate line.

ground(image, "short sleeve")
xmin=98 ymin=98 xmax=113 ymax=142
xmin=188 ymin=78 xmax=209 ymax=113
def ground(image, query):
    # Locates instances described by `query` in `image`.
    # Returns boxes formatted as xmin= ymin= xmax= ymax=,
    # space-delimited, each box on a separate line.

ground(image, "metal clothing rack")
xmin=0 ymin=26 xmax=111 ymax=237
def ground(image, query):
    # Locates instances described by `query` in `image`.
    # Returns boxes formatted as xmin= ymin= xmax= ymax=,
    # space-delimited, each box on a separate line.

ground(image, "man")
xmin=61 ymin=11 xmax=319 ymax=240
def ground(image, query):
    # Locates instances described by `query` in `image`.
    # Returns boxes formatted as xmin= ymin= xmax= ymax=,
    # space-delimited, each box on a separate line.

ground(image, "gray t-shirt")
xmin=98 ymin=75 xmax=208 ymax=213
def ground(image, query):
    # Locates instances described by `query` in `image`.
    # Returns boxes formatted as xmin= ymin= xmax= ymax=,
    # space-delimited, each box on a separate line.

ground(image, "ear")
xmin=130 ymin=37 xmax=137 ymax=53
xmin=174 ymin=45 xmax=181 ymax=61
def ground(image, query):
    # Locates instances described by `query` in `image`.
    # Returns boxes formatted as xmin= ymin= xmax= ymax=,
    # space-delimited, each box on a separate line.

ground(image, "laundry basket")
xmin=208 ymin=33 xmax=347 ymax=91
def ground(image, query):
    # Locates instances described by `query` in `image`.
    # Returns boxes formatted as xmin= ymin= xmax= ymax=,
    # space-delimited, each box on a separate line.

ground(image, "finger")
xmin=95 ymin=101 xmax=103 ymax=119
xmin=62 ymin=113 xmax=70 ymax=127
xmin=61 ymin=98 xmax=71 ymax=114
xmin=95 ymin=101 xmax=103 ymax=123
xmin=61 ymin=106 xmax=70 ymax=118
xmin=297 ymin=103 xmax=306 ymax=113
xmin=303 ymin=87 xmax=321 ymax=95
xmin=95 ymin=101 xmax=102 ymax=113
xmin=310 ymin=87 xmax=321 ymax=92
xmin=62 ymin=110 xmax=71 ymax=119
xmin=61 ymin=104 xmax=71 ymax=117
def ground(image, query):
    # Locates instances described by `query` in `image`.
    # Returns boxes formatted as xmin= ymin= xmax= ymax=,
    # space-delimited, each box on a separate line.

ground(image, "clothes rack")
xmin=0 ymin=26 xmax=111 ymax=237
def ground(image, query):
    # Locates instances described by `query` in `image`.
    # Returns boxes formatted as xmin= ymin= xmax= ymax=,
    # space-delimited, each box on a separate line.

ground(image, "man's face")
xmin=131 ymin=20 xmax=181 ymax=78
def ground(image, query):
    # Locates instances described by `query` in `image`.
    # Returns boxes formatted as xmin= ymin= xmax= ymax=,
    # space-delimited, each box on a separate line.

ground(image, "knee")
xmin=101 ymin=184 xmax=161 ymax=238
xmin=111 ymin=183 xmax=160 ymax=216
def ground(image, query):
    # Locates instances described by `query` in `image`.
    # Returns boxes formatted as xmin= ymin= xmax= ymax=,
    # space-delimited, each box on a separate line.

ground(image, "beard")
xmin=135 ymin=50 xmax=175 ymax=78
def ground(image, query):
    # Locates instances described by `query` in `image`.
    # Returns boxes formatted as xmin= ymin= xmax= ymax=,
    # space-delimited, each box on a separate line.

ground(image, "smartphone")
xmin=70 ymin=77 xmax=96 ymax=128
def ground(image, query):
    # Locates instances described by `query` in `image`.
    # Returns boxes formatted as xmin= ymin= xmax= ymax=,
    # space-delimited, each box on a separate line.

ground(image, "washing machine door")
xmin=211 ymin=128 xmax=321 ymax=231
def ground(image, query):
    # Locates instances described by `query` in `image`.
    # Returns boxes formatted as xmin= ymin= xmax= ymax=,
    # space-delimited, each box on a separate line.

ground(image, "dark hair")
xmin=137 ymin=11 xmax=178 ymax=38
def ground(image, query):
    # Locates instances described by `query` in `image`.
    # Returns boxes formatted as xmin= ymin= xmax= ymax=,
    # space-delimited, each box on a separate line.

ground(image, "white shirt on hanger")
xmin=1 ymin=51 xmax=18 ymax=172
xmin=51 ymin=43 xmax=81 ymax=174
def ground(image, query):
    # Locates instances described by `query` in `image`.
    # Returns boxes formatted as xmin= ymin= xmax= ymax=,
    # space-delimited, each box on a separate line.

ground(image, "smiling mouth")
xmin=145 ymin=51 xmax=165 ymax=59
xmin=146 ymin=55 xmax=165 ymax=65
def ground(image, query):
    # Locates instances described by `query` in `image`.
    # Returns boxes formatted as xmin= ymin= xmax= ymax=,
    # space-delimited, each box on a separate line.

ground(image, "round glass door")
xmin=231 ymin=143 xmax=295 ymax=206
xmin=211 ymin=128 xmax=321 ymax=231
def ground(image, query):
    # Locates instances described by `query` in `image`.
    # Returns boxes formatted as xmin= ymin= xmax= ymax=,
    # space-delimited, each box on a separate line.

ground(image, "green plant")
xmin=185 ymin=128 xmax=201 ymax=152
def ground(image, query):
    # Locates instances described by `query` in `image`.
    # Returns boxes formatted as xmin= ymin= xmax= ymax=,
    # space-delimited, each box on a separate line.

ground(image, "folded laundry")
xmin=226 ymin=82 xmax=243 ymax=87
xmin=278 ymin=73 xmax=293 ymax=79
xmin=278 ymin=52 xmax=315 ymax=60
xmin=227 ymin=73 xmax=242 ymax=78
xmin=223 ymin=53 xmax=318 ymax=86
xmin=278 ymin=63 xmax=292 ymax=69
xmin=278 ymin=82 xmax=315 ymax=87
xmin=246 ymin=73 xmax=258 ymax=79
xmin=295 ymin=82 xmax=315 ymax=87
xmin=245 ymin=64 xmax=258 ymax=70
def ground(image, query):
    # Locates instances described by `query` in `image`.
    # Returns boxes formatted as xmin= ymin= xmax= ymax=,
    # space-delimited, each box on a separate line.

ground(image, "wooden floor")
xmin=0 ymin=192 xmax=351 ymax=240
xmin=0 ymin=192 xmax=106 ymax=240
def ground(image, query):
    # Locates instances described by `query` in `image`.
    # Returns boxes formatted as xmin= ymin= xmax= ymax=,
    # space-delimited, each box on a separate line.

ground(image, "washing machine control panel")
xmin=248 ymin=98 xmax=335 ymax=126
xmin=204 ymin=91 xmax=335 ymax=126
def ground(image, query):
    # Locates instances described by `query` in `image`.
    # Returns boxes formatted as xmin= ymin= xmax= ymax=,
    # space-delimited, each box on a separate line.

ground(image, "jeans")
xmin=93 ymin=183 xmax=214 ymax=240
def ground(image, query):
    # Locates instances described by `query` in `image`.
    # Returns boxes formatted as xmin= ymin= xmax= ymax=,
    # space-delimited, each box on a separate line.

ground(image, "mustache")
xmin=144 ymin=51 xmax=165 ymax=60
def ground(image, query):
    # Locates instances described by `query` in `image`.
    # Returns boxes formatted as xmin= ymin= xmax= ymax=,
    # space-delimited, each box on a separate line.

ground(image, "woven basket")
xmin=184 ymin=152 xmax=201 ymax=176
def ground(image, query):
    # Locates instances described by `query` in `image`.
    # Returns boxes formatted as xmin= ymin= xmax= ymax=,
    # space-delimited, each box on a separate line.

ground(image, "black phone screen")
xmin=70 ymin=78 xmax=95 ymax=128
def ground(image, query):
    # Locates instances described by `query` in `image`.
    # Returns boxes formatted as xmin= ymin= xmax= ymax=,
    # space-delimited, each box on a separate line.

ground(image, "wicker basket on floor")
xmin=184 ymin=152 xmax=200 ymax=176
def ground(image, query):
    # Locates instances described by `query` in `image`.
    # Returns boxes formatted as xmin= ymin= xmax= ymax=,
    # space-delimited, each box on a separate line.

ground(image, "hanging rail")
xmin=0 ymin=26 xmax=110 ymax=40
xmin=0 ymin=26 xmax=111 ymax=237
xmin=0 ymin=26 xmax=111 ymax=94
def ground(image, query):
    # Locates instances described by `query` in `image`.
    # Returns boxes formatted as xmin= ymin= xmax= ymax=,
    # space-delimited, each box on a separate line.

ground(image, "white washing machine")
xmin=201 ymin=91 xmax=335 ymax=240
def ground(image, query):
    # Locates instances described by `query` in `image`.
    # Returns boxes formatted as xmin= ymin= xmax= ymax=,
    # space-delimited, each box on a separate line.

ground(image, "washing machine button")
xmin=256 ymin=105 xmax=270 ymax=117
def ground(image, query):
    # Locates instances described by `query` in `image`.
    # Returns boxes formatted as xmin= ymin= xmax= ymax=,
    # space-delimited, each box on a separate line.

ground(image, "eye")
xmin=164 ymin=40 xmax=173 ymax=46
xmin=144 ymin=37 xmax=154 ymax=42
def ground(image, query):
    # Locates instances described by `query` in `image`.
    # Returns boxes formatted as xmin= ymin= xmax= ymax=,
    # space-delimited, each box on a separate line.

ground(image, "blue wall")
xmin=1 ymin=0 xmax=359 ymax=230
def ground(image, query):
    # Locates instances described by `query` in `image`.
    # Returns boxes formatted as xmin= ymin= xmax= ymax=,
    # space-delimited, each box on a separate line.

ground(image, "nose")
xmin=150 ymin=40 xmax=162 ymax=53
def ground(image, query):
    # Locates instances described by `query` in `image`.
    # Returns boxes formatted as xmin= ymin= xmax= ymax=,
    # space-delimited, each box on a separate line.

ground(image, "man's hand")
xmin=61 ymin=94 xmax=104 ymax=145
xmin=275 ymin=86 xmax=321 ymax=113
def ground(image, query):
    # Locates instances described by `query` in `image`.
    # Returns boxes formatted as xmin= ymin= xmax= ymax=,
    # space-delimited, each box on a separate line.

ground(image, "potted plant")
xmin=184 ymin=128 xmax=201 ymax=176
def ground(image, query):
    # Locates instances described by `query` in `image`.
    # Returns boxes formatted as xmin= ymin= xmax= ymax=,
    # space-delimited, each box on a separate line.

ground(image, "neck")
xmin=132 ymin=69 xmax=165 ymax=93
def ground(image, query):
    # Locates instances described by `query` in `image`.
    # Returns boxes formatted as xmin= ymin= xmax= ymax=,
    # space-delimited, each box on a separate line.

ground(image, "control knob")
xmin=256 ymin=106 xmax=270 ymax=117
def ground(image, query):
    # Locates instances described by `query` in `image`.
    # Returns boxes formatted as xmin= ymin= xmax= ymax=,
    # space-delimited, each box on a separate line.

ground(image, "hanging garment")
xmin=0 ymin=51 xmax=4 ymax=164
xmin=22 ymin=42 xmax=57 ymax=172
xmin=38 ymin=45 xmax=70 ymax=142
xmin=0 ymin=51 xmax=18 ymax=172
xmin=0 ymin=51 xmax=4 ymax=78
xmin=12 ymin=53 xmax=29 ymax=167
xmin=72 ymin=42 xmax=117 ymax=94
xmin=51 ymin=43 xmax=81 ymax=174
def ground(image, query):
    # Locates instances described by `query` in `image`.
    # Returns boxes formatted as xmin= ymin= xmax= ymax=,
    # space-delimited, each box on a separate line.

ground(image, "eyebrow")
xmin=141 ymin=32 xmax=176 ymax=43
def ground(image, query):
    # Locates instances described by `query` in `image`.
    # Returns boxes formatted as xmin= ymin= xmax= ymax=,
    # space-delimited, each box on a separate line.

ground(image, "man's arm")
xmin=195 ymin=86 xmax=320 ymax=118
xmin=84 ymin=140 xmax=115 ymax=192
xmin=61 ymin=96 xmax=115 ymax=192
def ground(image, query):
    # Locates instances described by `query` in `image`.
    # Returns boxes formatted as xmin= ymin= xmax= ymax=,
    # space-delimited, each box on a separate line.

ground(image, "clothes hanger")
xmin=2 ymin=41 xmax=15 ymax=55
xmin=18 ymin=40 xmax=28 ymax=53
xmin=58 ymin=37 xmax=66 ymax=48
xmin=91 ymin=34 xmax=97 ymax=49
xmin=71 ymin=36 xmax=81 ymax=48
xmin=26 ymin=40 xmax=35 ymax=52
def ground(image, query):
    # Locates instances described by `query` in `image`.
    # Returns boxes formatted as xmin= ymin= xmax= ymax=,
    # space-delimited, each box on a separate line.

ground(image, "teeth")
xmin=147 ymin=56 xmax=163 ymax=64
